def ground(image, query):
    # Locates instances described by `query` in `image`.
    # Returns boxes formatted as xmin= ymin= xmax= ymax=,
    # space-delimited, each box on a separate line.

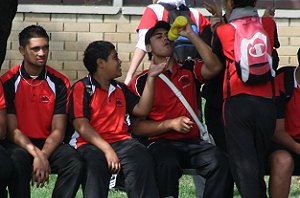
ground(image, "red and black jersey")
xmin=0 ymin=82 xmax=6 ymax=110
xmin=0 ymin=64 xmax=71 ymax=139
xmin=129 ymin=60 xmax=204 ymax=140
xmin=214 ymin=17 xmax=278 ymax=99
xmin=275 ymin=67 xmax=300 ymax=139
xmin=137 ymin=3 xmax=210 ymax=34
xmin=69 ymin=75 xmax=139 ymax=148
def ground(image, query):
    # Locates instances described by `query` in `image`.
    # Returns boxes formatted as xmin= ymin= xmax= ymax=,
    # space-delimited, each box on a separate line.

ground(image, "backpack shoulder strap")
xmin=82 ymin=76 xmax=95 ymax=97
xmin=112 ymin=80 xmax=126 ymax=93
xmin=158 ymin=73 xmax=215 ymax=144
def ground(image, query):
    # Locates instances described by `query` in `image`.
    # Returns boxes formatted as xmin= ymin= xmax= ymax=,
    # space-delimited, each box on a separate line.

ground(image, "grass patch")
xmin=30 ymin=175 xmax=300 ymax=197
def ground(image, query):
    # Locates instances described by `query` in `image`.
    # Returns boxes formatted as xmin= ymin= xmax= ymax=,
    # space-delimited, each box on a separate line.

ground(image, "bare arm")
xmin=179 ymin=23 xmax=223 ymax=80
xmin=41 ymin=114 xmax=66 ymax=158
xmin=273 ymin=118 xmax=300 ymax=155
xmin=204 ymin=1 xmax=223 ymax=18
xmin=132 ymin=60 xmax=166 ymax=117
xmin=131 ymin=116 xmax=194 ymax=137
xmin=124 ymin=48 xmax=146 ymax=85
xmin=7 ymin=114 xmax=50 ymax=187
xmin=73 ymin=117 xmax=120 ymax=173
xmin=263 ymin=7 xmax=275 ymax=18
xmin=0 ymin=109 xmax=7 ymax=140
xmin=7 ymin=114 xmax=45 ymax=159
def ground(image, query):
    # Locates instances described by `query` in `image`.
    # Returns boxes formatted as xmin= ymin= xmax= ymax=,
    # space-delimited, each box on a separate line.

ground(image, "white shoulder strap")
xmin=158 ymin=74 xmax=208 ymax=139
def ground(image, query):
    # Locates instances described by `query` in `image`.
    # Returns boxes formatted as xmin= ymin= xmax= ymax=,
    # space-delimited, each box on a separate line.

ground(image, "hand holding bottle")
xmin=168 ymin=16 xmax=188 ymax=41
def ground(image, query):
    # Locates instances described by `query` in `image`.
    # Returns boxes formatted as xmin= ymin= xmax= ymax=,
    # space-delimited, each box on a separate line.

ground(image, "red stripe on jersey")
xmin=0 ymin=83 xmax=6 ymax=109
xmin=137 ymin=4 xmax=210 ymax=34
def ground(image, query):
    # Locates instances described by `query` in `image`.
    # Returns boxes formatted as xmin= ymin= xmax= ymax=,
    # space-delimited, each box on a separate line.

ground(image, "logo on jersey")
xmin=179 ymin=75 xmax=191 ymax=88
xmin=116 ymin=98 xmax=123 ymax=107
xmin=40 ymin=95 xmax=50 ymax=103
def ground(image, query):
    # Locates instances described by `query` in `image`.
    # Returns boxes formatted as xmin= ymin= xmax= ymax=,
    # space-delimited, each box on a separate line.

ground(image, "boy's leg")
xmin=269 ymin=150 xmax=293 ymax=198
xmin=77 ymin=144 xmax=111 ymax=198
xmin=224 ymin=96 xmax=276 ymax=198
xmin=113 ymin=139 xmax=159 ymax=198
xmin=4 ymin=142 xmax=31 ymax=198
xmin=146 ymin=139 xmax=182 ymax=198
xmin=49 ymin=144 xmax=84 ymax=198
xmin=0 ymin=143 xmax=13 ymax=198
xmin=170 ymin=140 xmax=231 ymax=198
xmin=192 ymin=175 xmax=205 ymax=198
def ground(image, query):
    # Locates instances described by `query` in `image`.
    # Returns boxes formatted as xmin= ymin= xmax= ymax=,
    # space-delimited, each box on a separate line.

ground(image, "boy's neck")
xmin=92 ymin=73 xmax=110 ymax=90
xmin=23 ymin=63 xmax=44 ymax=76
xmin=153 ymin=56 xmax=174 ymax=71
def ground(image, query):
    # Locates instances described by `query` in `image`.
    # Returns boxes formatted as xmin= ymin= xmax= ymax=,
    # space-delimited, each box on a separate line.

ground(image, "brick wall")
xmin=3 ymin=12 xmax=300 ymax=84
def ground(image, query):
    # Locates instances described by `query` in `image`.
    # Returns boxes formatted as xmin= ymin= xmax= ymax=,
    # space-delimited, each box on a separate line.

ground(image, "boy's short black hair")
xmin=233 ymin=0 xmax=256 ymax=8
xmin=19 ymin=25 xmax=49 ymax=47
xmin=83 ymin=40 xmax=115 ymax=74
xmin=145 ymin=21 xmax=171 ymax=46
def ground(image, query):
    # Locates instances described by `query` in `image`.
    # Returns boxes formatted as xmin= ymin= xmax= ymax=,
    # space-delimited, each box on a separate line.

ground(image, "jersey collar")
xmin=19 ymin=62 xmax=47 ymax=80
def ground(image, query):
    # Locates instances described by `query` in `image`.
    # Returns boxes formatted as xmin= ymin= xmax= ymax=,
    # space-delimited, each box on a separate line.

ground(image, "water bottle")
xmin=168 ymin=16 xmax=188 ymax=41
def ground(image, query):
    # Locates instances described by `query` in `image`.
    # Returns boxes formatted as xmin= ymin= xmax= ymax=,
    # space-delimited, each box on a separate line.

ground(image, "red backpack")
xmin=231 ymin=17 xmax=275 ymax=85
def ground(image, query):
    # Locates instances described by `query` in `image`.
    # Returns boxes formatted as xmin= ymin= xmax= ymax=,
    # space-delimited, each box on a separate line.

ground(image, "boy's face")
xmin=101 ymin=49 xmax=122 ymax=79
xmin=147 ymin=28 xmax=173 ymax=58
xmin=19 ymin=37 xmax=49 ymax=69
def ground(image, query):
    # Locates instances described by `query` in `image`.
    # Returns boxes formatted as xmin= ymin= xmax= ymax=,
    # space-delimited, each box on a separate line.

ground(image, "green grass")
xmin=29 ymin=175 xmax=300 ymax=198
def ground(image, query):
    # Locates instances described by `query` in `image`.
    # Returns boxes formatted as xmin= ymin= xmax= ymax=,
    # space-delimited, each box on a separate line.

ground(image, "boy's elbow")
xmin=130 ymin=117 xmax=147 ymax=135
xmin=202 ymin=63 xmax=222 ymax=80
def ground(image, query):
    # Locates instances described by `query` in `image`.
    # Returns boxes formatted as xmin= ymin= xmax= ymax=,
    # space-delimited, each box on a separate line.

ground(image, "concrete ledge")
xmin=18 ymin=5 xmax=121 ymax=15
xmin=18 ymin=4 xmax=300 ymax=18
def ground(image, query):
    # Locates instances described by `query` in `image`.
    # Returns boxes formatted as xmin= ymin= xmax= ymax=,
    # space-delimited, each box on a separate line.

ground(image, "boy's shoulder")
xmin=46 ymin=65 xmax=70 ymax=85
xmin=216 ymin=22 xmax=235 ymax=35
xmin=1 ymin=64 xmax=20 ymax=83
xmin=129 ymin=70 xmax=150 ymax=96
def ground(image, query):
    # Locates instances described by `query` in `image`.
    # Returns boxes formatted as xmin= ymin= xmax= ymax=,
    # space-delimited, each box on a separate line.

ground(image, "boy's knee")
xmin=66 ymin=152 xmax=85 ymax=173
xmin=270 ymin=150 xmax=294 ymax=174
xmin=10 ymin=148 xmax=31 ymax=171
xmin=210 ymin=148 xmax=230 ymax=171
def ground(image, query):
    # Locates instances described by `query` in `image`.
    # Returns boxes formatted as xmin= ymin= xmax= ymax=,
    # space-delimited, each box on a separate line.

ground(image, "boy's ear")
xmin=146 ymin=44 xmax=152 ymax=53
xmin=19 ymin=46 xmax=25 ymax=56
xmin=96 ymin=58 xmax=105 ymax=68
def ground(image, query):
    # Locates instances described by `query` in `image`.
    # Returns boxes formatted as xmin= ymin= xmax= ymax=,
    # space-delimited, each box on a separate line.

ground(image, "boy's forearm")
xmin=133 ymin=76 xmax=156 ymax=117
xmin=131 ymin=117 xmax=172 ymax=136
xmin=42 ymin=114 xmax=66 ymax=158
xmin=42 ymin=130 xmax=63 ymax=158
xmin=190 ymin=33 xmax=222 ymax=70
xmin=73 ymin=118 xmax=113 ymax=153
xmin=10 ymin=128 xmax=41 ymax=158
